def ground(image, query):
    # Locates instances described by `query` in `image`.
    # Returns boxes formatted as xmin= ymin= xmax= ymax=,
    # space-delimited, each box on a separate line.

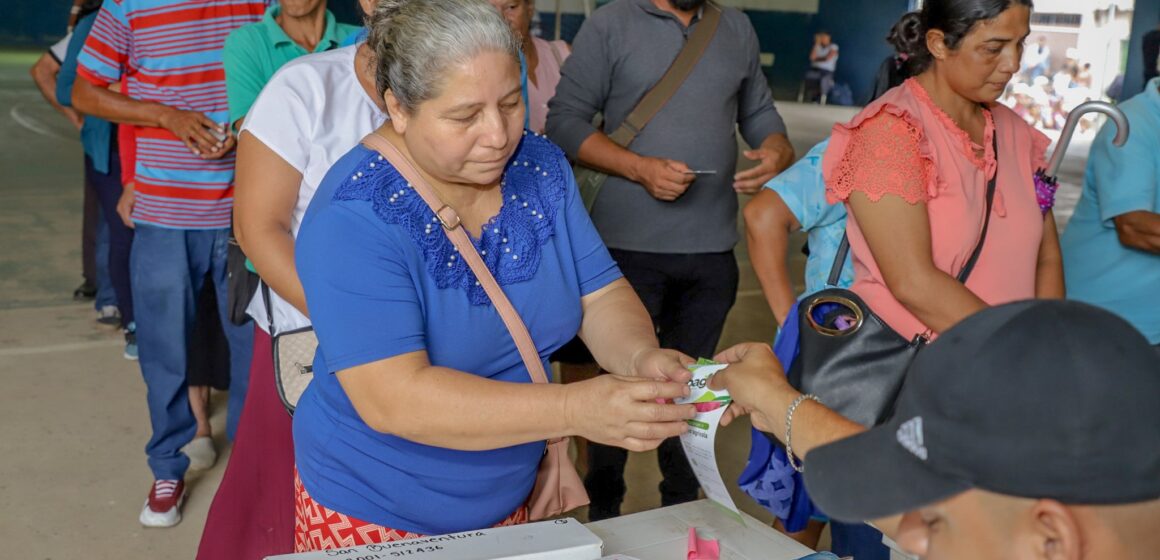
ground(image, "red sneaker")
xmin=139 ymin=479 xmax=185 ymax=528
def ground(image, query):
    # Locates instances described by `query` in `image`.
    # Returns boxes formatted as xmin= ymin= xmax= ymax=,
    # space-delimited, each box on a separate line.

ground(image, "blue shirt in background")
xmin=1061 ymin=78 xmax=1160 ymax=344
xmin=764 ymin=139 xmax=852 ymax=297
xmin=293 ymin=132 xmax=622 ymax=534
xmin=56 ymin=13 xmax=113 ymax=174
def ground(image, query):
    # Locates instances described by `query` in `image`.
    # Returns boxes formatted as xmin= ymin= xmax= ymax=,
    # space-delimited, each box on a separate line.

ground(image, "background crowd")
xmin=24 ymin=0 xmax=1160 ymax=559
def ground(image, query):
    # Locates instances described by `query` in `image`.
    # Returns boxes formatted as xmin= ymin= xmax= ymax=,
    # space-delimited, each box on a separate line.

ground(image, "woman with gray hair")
xmin=291 ymin=0 xmax=698 ymax=550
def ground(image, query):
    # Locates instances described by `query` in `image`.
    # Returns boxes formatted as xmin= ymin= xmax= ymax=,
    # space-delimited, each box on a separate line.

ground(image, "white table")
xmin=586 ymin=500 xmax=817 ymax=560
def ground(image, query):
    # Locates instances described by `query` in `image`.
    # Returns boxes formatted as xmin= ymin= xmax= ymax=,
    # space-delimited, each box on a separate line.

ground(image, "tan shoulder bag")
xmin=362 ymin=133 xmax=589 ymax=520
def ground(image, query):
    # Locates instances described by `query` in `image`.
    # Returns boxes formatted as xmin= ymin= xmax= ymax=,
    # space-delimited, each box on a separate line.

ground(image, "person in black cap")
xmin=711 ymin=299 xmax=1160 ymax=559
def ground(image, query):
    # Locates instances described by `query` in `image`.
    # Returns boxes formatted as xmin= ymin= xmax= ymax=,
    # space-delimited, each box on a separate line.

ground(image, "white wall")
xmin=714 ymin=0 xmax=819 ymax=11
xmin=535 ymin=0 xmax=820 ymax=15
xmin=1025 ymin=2 xmax=1135 ymax=97
xmin=1074 ymin=8 xmax=1135 ymax=93
xmin=1036 ymin=0 xmax=1134 ymax=14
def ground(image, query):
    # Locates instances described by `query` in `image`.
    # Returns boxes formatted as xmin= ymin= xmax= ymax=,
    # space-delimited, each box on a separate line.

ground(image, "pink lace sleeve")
xmin=825 ymin=111 xmax=933 ymax=205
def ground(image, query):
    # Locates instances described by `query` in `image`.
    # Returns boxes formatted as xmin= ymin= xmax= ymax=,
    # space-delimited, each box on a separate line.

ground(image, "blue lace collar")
xmin=334 ymin=131 xmax=569 ymax=306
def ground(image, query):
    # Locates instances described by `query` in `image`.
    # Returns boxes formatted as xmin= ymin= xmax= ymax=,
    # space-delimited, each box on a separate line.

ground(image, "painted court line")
xmin=9 ymin=103 xmax=74 ymax=141
xmin=0 ymin=339 xmax=121 ymax=358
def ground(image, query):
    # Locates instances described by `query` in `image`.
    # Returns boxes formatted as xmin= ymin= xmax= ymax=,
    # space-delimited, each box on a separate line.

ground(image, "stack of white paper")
xmin=265 ymin=518 xmax=603 ymax=560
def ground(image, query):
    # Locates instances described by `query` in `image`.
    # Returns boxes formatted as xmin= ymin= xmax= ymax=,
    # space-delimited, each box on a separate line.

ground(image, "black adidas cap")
xmin=803 ymin=300 xmax=1160 ymax=522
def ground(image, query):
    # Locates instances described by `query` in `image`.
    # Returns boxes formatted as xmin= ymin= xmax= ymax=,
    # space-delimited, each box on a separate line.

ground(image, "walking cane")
xmin=1034 ymin=100 xmax=1130 ymax=215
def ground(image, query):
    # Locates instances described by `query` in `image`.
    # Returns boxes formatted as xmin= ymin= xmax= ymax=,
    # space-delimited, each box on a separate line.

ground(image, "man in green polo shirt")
xmin=224 ymin=0 xmax=360 ymax=130
xmin=222 ymin=0 xmax=359 ymax=291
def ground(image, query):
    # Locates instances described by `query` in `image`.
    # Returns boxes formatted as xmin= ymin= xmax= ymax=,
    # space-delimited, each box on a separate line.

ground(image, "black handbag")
xmin=788 ymin=134 xmax=999 ymax=428
xmin=226 ymin=235 xmax=260 ymax=326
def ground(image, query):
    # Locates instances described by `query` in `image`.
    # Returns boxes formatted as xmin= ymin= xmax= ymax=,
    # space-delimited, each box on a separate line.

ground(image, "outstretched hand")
xmin=709 ymin=342 xmax=796 ymax=433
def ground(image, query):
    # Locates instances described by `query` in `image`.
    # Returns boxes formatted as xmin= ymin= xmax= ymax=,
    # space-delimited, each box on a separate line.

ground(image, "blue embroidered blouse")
xmin=293 ymin=132 xmax=622 ymax=535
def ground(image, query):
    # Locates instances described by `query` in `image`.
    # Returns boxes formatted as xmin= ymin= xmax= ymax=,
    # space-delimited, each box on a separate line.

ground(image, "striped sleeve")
xmin=77 ymin=0 xmax=131 ymax=86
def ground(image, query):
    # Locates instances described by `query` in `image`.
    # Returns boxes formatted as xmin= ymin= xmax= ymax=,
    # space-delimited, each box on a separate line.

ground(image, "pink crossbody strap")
xmin=361 ymin=133 xmax=550 ymax=386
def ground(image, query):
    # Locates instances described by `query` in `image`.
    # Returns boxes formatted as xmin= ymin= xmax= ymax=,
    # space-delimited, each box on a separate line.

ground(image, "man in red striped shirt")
xmin=73 ymin=0 xmax=268 ymax=528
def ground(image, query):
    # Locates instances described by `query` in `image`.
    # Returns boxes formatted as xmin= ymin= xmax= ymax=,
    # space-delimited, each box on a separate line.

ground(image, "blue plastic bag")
xmin=829 ymin=83 xmax=854 ymax=106
xmin=736 ymin=300 xmax=824 ymax=532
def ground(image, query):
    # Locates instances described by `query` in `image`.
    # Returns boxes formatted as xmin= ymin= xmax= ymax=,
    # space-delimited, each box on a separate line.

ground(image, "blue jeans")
xmin=132 ymin=224 xmax=253 ymax=480
xmin=86 ymin=142 xmax=134 ymax=324
xmin=831 ymin=521 xmax=890 ymax=560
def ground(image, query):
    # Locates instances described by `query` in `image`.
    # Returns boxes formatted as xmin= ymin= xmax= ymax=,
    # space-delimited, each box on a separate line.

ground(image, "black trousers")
xmin=82 ymin=167 xmax=100 ymax=286
xmin=585 ymin=249 xmax=739 ymax=520
xmin=187 ymin=272 xmax=232 ymax=390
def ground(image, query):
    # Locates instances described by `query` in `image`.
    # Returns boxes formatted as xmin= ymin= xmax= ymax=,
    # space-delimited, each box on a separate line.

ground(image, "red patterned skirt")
xmin=293 ymin=470 xmax=530 ymax=552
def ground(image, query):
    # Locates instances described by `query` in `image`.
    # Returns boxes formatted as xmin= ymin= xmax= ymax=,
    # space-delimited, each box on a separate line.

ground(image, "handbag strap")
xmin=826 ymin=235 xmax=850 ymax=287
xmin=606 ymin=2 xmax=721 ymax=147
xmin=260 ymin=281 xmax=276 ymax=336
xmin=954 ymin=132 xmax=1000 ymax=284
xmin=826 ymin=129 xmax=1000 ymax=287
xmin=361 ymin=133 xmax=550 ymax=386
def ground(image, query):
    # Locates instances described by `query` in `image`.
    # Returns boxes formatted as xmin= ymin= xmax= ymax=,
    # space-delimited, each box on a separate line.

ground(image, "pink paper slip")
xmin=687 ymin=527 xmax=721 ymax=560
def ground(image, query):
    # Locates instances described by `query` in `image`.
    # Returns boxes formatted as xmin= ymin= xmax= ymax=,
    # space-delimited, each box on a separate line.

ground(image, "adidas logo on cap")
xmin=897 ymin=417 xmax=929 ymax=461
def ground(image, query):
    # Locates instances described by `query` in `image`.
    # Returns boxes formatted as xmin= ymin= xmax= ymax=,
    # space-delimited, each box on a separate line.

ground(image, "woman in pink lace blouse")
xmin=823 ymin=0 xmax=1063 ymax=341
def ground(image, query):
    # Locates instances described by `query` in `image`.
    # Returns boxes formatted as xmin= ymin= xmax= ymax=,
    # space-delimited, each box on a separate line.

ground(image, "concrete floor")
xmin=0 ymin=50 xmax=1090 ymax=559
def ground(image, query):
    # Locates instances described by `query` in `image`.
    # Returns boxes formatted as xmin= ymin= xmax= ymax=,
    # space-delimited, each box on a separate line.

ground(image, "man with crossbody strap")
xmin=546 ymin=0 xmax=794 ymax=520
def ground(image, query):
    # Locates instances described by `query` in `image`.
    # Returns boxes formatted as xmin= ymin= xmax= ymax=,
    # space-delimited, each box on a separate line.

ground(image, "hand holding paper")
xmin=564 ymin=374 xmax=696 ymax=452
xmin=631 ymin=347 xmax=695 ymax=383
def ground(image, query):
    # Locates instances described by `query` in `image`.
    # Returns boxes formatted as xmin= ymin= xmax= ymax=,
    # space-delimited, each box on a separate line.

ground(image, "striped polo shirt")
xmin=77 ymin=0 xmax=268 ymax=229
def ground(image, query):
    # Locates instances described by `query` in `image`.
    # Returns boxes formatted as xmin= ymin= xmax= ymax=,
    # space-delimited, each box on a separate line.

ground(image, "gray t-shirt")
xmin=546 ymin=0 xmax=786 ymax=254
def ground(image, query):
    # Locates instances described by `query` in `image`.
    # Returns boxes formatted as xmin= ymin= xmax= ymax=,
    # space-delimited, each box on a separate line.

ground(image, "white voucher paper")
xmin=677 ymin=362 xmax=744 ymax=524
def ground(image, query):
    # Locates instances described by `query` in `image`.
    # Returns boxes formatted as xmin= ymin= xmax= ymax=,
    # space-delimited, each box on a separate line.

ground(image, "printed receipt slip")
xmin=265 ymin=518 xmax=603 ymax=560
xmin=677 ymin=360 xmax=744 ymax=523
